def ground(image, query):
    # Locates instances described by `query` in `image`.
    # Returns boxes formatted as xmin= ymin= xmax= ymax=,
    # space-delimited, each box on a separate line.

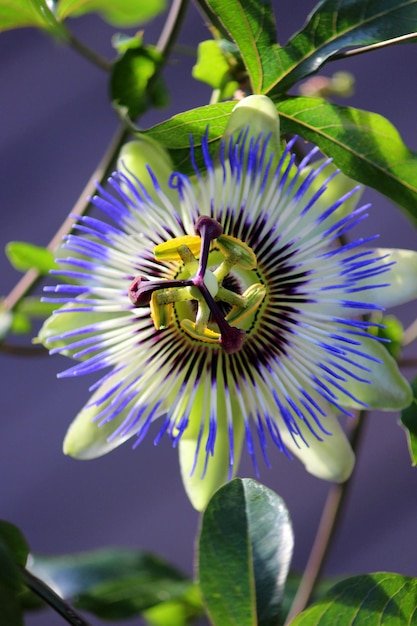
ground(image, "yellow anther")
xmin=217 ymin=235 xmax=257 ymax=269
xmin=180 ymin=319 xmax=220 ymax=344
xmin=225 ymin=283 xmax=266 ymax=325
xmin=154 ymin=235 xmax=201 ymax=261
xmin=150 ymin=292 xmax=173 ymax=330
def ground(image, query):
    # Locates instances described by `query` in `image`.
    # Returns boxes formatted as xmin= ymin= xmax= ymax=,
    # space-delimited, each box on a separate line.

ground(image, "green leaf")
xmin=5 ymin=242 xmax=57 ymax=274
xmin=0 ymin=540 xmax=24 ymax=626
xmin=140 ymin=585 xmax=203 ymax=626
xmin=17 ymin=297 xmax=57 ymax=319
xmin=0 ymin=0 xmax=65 ymax=36
xmin=371 ymin=315 xmax=404 ymax=360
xmin=196 ymin=0 xmax=280 ymax=94
xmin=110 ymin=43 xmax=168 ymax=121
xmin=193 ymin=40 xmax=232 ymax=89
xmin=198 ymin=478 xmax=293 ymax=626
xmin=56 ymin=0 xmax=166 ymax=26
xmin=0 ymin=521 xmax=30 ymax=568
xmin=272 ymin=0 xmax=417 ymax=94
xmin=291 ymin=573 xmax=417 ymax=625
xmin=277 ymin=97 xmax=417 ymax=222
xmin=29 ymin=548 xmax=193 ymax=620
xmin=10 ymin=311 xmax=32 ymax=335
xmin=145 ymin=101 xmax=235 ymax=172
xmin=401 ymin=377 xmax=417 ymax=465
xmin=0 ymin=521 xmax=29 ymax=626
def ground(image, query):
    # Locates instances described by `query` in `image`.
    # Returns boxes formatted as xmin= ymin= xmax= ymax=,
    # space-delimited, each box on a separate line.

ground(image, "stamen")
xmin=129 ymin=216 xmax=264 ymax=353
xmin=128 ymin=276 xmax=191 ymax=306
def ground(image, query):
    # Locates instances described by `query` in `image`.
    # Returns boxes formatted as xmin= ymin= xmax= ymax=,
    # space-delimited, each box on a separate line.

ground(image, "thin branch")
xmin=22 ymin=567 xmax=92 ymax=626
xmin=402 ymin=317 xmax=417 ymax=347
xmin=156 ymin=0 xmax=190 ymax=54
xmin=0 ymin=343 xmax=47 ymax=356
xmin=285 ymin=411 xmax=367 ymax=624
xmin=3 ymin=125 xmax=128 ymax=314
xmin=66 ymin=31 xmax=112 ymax=72
xmin=330 ymin=32 xmax=417 ymax=62
xmin=2 ymin=0 xmax=190 ymax=322
xmin=398 ymin=357 xmax=417 ymax=369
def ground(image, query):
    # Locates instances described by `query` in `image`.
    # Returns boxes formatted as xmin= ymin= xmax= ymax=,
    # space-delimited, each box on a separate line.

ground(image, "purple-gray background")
xmin=1 ymin=2 xmax=417 ymax=624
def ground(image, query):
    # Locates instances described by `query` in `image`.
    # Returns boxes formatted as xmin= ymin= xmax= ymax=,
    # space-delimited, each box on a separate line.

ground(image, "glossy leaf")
xmin=277 ymin=97 xmax=417 ymax=221
xmin=198 ymin=478 xmax=293 ymax=626
xmin=5 ymin=242 xmax=57 ymax=274
xmin=0 ymin=0 xmax=65 ymax=35
xmin=29 ymin=548 xmax=193 ymax=620
xmin=401 ymin=377 xmax=417 ymax=465
xmin=56 ymin=0 xmax=166 ymax=26
xmin=291 ymin=573 xmax=417 ymax=625
xmin=195 ymin=0 xmax=280 ymax=94
xmin=272 ymin=0 xmax=417 ymax=94
xmin=110 ymin=44 xmax=168 ymax=121
xmin=145 ymin=101 xmax=235 ymax=171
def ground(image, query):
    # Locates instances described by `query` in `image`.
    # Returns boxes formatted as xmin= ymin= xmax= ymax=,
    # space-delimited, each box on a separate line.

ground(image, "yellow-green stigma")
xmin=128 ymin=217 xmax=266 ymax=354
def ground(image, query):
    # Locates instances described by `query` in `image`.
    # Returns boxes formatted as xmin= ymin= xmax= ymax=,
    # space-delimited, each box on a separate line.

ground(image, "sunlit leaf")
xmin=193 ymin=40 xmax=231 ymax=88
xmin=195 ymin=0 xmax=280 ymax=94
xmin=291 ymin=573 xmax=417 ymax=625
xmin=5 ymin=242 xmax=57 ymax=274
xmin=401 ymin=377 xmax=417 ymax=466
xmin=56 ymin=0 xmax=166 ymax=26
xmin=145 ymin=101 xmax=235 ymax=171
xmin=0 ymin=0 xmax=65 ymax=35
xmin=198 ymin=479 xmax=293 ymax=626
xmin=277 ymin=97 xmax=417 ymax=221
xmin=110 ymin=43 xmax=168 ymax=121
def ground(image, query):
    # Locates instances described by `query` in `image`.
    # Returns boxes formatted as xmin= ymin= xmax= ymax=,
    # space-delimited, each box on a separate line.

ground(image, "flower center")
xmin=128 ymin=217 xmax=266 ymax=354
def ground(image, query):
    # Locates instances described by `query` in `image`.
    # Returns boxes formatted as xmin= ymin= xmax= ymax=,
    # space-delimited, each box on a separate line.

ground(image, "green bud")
xmin=223 ymin=95 xmax=280 ymax=155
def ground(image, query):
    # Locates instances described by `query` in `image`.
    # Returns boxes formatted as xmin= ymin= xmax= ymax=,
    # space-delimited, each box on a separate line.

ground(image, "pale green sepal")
xmin=118 ymin=135 xmax=175 ymax=201
xmin=178 ymin=385 xmax=245 ymax=511
xmin=63 ymin=378 xmax=139 ymax=459
xmin=222 ymin=95 xmax=280 ymax=156
xmin=280 ymin=411 xmax=355 ymax=482
xmin=349 ymin=248 xmax=417 ymax=309
xmin=337 ymin=335 xmax=412 ymax=410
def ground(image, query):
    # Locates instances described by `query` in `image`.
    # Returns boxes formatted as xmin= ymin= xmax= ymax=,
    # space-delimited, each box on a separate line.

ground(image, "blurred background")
xmin=1 ymin=1 xmax=417 ymax=624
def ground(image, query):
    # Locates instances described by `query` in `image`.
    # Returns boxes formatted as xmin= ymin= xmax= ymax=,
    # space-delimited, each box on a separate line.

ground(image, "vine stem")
xmin=285 ymin=410 xmax=367 ymax=624
xmin=3 ymin=124 xmax=127 ymax=313
xmin=22 ymin=567 xmax=92 ymax=626
xmin=3 ymin=0 xmax=190 ymax=316
xmin=66 ymin=31 xmax=112 ymax=72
